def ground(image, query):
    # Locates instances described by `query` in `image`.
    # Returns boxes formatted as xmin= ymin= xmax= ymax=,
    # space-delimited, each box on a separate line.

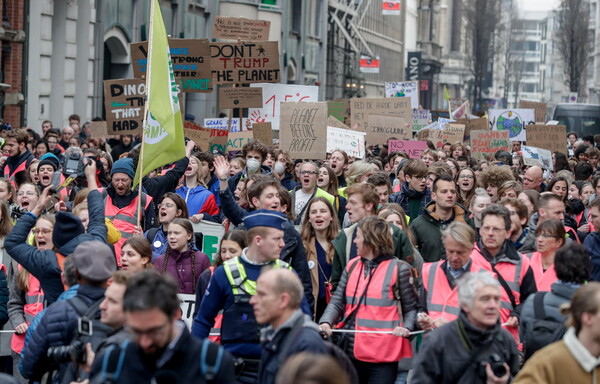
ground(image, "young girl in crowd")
xmin=120 ymin=237 xmax=153 ymax=273
xmin=456 ymin=168 xmax=476 ymax=208
xmin=176 ymin=155 xmax=219 ymax=222
xmin=146 ymin=192 xmax=189 ymax=260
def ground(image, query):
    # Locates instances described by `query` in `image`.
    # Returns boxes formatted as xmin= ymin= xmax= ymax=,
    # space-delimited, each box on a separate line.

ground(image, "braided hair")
xmin=161 ymin=218 xmax=199 ymax=289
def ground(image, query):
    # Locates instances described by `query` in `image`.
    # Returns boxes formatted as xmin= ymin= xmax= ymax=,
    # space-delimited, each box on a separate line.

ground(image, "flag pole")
xmin=137 ymin=0 xmax=155 ymax=228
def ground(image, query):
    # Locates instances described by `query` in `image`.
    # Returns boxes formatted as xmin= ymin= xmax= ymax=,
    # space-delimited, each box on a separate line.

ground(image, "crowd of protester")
xmin=0 ymin=118 xmax=597 ymax=383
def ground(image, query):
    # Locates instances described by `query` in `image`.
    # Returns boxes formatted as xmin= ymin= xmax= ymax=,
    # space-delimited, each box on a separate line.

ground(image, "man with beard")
xmin=390 ymin=159 xmax=431 ymax=222
xmin=1 ymin=128 xmax=35 ymax=187
xmin=91 ymin=271 xmax=235 ymax=383
xmin=290 ymin=162 xmax=334 ymax=225
xmin=329 ymin=150 xmax=349 ymax=188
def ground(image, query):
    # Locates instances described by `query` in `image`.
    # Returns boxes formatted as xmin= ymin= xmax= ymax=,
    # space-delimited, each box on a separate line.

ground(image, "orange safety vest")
xmin=4 ymin=160 xmax=27 ymax=188
xmin=470 ymin=245 xmax=530 ymax=342
xmin=338 ymin=257 xmax=411 ymax=363
xmin=105 ymin=192 xmax=152 ymax=266
xmin=10 ymin=266 xmax=44 ymax=353
xmin=525 ymin=252 xmax=557 ymax=292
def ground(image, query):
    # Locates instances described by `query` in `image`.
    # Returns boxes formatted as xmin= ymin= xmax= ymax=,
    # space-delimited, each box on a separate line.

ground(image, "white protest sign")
xmin=178 ymin=294 xmax=196 ymax=330
xmin=488 ymin=109 xmax=535 ymax=142
xmin=192 ymin=221 xmax=226 ymax=262
xmin=248 ymin=83 xmax=319 ymax=130
xmin=412 ymin=109 xmax=431 ymax=132
xmin=384 ymin=81 xmax=420 ymax=109
xmin=437 ymin=118 xmax=456 ymax=130
xmin=327 ymin=126 xmax=366 ymax=159
xmin=522 ymin=145 xmax=554 ymax=171
xmin=203 ymin=118 xmax=241 ymax=132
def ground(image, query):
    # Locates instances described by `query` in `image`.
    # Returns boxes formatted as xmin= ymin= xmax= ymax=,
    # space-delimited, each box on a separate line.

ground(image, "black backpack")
xmin=524 ymin=292 xmax=567 ymax=361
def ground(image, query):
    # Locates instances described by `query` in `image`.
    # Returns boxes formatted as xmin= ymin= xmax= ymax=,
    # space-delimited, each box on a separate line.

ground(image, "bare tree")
xmin=464 ymin=0 xmax=502 ymax=110
xmin=555 ymin=0 xmax=591 ymax=94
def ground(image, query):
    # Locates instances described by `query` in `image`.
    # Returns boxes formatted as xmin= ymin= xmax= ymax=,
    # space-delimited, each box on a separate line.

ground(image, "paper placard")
xmin=209 ymin=129 xmax=230 ymax=153
xmin=326 ymin=116 xmax=350 ymax=130
xmin=226 ymin=131 xmax=254 ymax=152
xmin=351 ymin=97 xmax=412 ymax=134
xmin=366 ymin=115 xmax=411 ymax=146
xmin=524 ymin=125 xmax=567 ymax=154
xmin=218 ymin=87 xmax=263 ymax=109
xmin=204 ymin=118 xmax=241 ymax=132
xmin=385 ymin=81 xmax=420 ymax=109
xmin=183 ymin=121 xmax=211 ymax=150
xmin=279 ymin=102 xmax=328 ymax=159
xmin=248 ymin=84 xmax=319 ymax=131
xmin=326 ymin=126 xmax=366 ymax=159
xmin=103 ymin=79 xmax=145 ymax=135
xmin=213 ymin=16 xmax=271 ymax=41
xmin=252 ymin=122 xmax=273 ymax=145
xmin=470 ymin=130 xmax=511 ymax=160
xmin=464 ymin=117 xmax=489 ymax=140
xmin=522 ymin=145 xmax=554 ymax=171
xmin=130 ymin=39 xmax=212 ymax=93
xmin=418 ymin=124 xmax=465 ymax=147
xmin=89 ymin=121 xmax=107 ymax=138
xmin=412 ymin=109 xmax=431 ymax=132
xmin=519 ymin=100 xmax=547 ymax=123
xmin=210 ymin=42 xmax=280 ymax=85
xmin=178 ymin=294 xmax=196 ymax=330
xmin=387 ymin=140 xmax=428 ymax=159
xmin=488 ymin=109 xmax=535 ymax=142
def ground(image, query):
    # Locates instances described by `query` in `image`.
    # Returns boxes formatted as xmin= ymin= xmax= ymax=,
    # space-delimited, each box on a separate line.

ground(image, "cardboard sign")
xmin=204 ymin=118 xmax=241 ymax=132
xmin=418 ymin=124 xmax=465 ymax=147
xmin=218 ymin=87 xmax=263 ymax=109
xmin=88 ymin=121 xmax=107 ymax=138
xmin=412 ymin=109 xmax=431 ymax=132
xmin=387 ymin=140 xmax=428 ymax=159
xmin=525 ymin=124 xmax=567 ymax=154
xmin=130 ymin=39 xmax=212 ymax=93
xmin=464 ymin=117 xmax=489 ymax=140
xmin=226 ymin=131 xmax=254 ymax=152
xmin=522 ymin=145 xmax=554 ymax=171
xmin=279 ymin=102 xmax=328 ymax=159
xmin=326 ymin=126 xmax=366 ymax=159
xmin=209 ymin=129 xmax=230 ymax=153
xmin=210 ymin=42 xmax=280 ymax=85
xmin=351 ymin=97 xmax=412 ymax=134
xmin=470 ymin=130 xmax=511 ymax=160
xmin=252 ymin=122 xmax=273 ymax=145
xmin=103 ymin=79 xmax=145 ymax=135
xmin=248 ymin=84 xmax=319 ymax=130
xmin=366 ymin=115 xmax=411 ymax=146
xmin=213 ymin=16 xmax=271 ymax=41
xmin=488 ymin=109 xmax=535 ymax=142
xmin=326 ymin=116 xmax=350 ymax=130
xmin=183 ymin=121 xmax=211 ymax=150
xmin=385 ymin=81 xmax=420 ymax=109
xmin=519 ymin=100 xmax=547 ymax=123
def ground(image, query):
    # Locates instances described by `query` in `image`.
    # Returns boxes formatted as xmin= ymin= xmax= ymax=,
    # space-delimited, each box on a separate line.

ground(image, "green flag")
xmin=133 ymin=0 xmax=185 ymax=187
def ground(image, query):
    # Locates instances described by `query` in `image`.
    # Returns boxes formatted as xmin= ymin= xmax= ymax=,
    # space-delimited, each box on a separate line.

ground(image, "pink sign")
xmin=388 ymin=140 xmax=428 ymax=159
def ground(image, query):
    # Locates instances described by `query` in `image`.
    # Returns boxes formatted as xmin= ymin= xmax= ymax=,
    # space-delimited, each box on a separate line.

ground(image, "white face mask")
xmin=246 ymin=158 xmax=261 ymax=173
xmin=274 ymin=161 xmax=286 ymax=175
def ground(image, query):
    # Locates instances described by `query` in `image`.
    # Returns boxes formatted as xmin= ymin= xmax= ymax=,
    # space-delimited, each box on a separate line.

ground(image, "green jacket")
xmin=330 ymin=222 xmax=418 ymax=290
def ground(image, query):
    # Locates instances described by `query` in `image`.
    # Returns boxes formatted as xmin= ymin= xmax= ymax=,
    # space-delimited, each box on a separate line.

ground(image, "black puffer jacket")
xmin=319 ymin=254 xmax=417 ymax=359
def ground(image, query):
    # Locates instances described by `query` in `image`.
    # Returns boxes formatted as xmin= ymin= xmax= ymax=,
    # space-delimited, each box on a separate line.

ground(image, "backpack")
xmin=524 ymin=292 xmax=567 ymax=361
xmin=98 ymin=337 xmax=224 ymax=383
xmin=57 ymin=296 xmax=114 ymax=384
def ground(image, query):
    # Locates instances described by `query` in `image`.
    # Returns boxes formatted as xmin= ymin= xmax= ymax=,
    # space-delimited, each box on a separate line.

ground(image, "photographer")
xmin=412 ymin=271 xmax=519 ymax=384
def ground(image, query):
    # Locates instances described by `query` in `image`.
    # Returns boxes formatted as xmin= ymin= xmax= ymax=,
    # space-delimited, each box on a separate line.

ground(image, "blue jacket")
xmin=5 ymin=190 xmax=107 ymax=304
xmin=20 ymin=285 xmax=105 ymax=381
xmin=176 ymin=184 xmax=216 ymax=215
xmin=206 ymin=173 xmax=221 ymax=207
xmin=584 ymin=232 xmax=600 ymax=282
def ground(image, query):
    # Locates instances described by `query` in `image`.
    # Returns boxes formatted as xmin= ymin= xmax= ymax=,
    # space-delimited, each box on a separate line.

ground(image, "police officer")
xmin=191 ymin=209 xmax=310 ymax=383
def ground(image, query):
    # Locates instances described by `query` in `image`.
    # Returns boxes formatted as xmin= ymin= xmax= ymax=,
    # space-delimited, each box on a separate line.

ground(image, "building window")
xmin=291 ymin=0 xmax=302 ymax=33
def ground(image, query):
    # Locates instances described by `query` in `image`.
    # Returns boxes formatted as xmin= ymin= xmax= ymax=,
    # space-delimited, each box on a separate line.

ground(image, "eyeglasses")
xmin=411 ymin=175 xmax=427 ymax=180
xmin=300 ymin=171 xmax=317 ymax=175
xmin=481 ymin=226 xmax=506 ymax=234
xmin=32 ymin=228 xmax=52 ymax=235
xmin=459 ymin=175 xmax=474 ymax=179
xmin=126 ymin=320 xmax=170 ymax=338
xmin=17 ymin=191 xmax=37 ymax=197
xmin=536 ymin=233 xmax=560 ymax=239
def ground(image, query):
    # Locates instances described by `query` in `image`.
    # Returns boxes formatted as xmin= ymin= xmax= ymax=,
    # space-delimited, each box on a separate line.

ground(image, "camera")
xmin=63 ymin=151 xmax=88 ymax=177
xmin=47 ymin=340 xmax=86 ymax=364
xmin=479 ymin=353 xmax=507 ymax=379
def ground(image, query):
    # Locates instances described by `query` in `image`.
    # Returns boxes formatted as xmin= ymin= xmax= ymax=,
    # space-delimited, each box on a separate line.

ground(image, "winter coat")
xmin=154 ymin=248 xmax=210 ymax=294
xmin=142 ymin=156 xmax=189 ymax=200
xmin=176 ymin=183 xmax=219 ymax=216
xmin=390 ymin=183 xmax=432 ymax=222
xmin=584 ymin=231 xmax=600 ymax=282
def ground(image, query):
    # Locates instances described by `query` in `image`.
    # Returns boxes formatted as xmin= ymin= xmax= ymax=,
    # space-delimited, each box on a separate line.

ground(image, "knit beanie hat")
xmin=38 ymin=153 xmax=60 ymax=172
xmin=110 ymin=158 xmax=135 ymax=179
xmin=52 ymin=212 xmax=86 ymax=252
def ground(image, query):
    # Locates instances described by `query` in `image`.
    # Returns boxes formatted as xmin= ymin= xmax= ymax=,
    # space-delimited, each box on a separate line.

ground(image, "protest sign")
xmin=218 ymin=87 xmax=263 ymax=109
xmin=437 ymin=118 xmax=456 ymax=130
xmin=213 ymin=16 xmax=271 ymax=41
xmin=204 ymin=117 xmax=241 ymax=132
xmin=387 ymin=140 xmax=428 ymax=159
xmin=248 ymin=84 xmax=319 ymax=130
xmin=488 ymin=109 xmax=534 ymax=142
xmin=252 ymin=122 xmax=273 ymax=145
xmin=464 ymin=116 xmax=488 ymax=140
xmin=470 ymin=130 xmax=511 ymax=160
xmin=384 ymin=81 xmax=419 ymax=109
xmin=183 ymin=121 xmax=211 ymax=149
xmin=210 ymin=42 xmax=280 ymax=84
xmin=519 ymin=100 xmax=547 ymax=123
xmin=412 ymin=109 xmax=431 ymax=132
xmin=522 ymin=145 xmax=553 ymax=171
xmin=130 ymin=39 xmax=212 ymax=92
xmin=366 ymin=115 xmax=411 ymax=146
xmin=525 ymin=124 xmax=567 ymax=154
xmin=89 ymin=121 xmax=107 ymax=138
xmin=418 ymin=124 xmax=465 ymax=147
xmin=351 ymin=97 xmax=412 ymax=134
xmin=226 ymin=131 xmax=254 ymax=152
xmin=103 ymin=79 xmax=145 ymax=135
xmin=326 ymin=126 xmax=366 ymax=159
xmin=209 ymin=129 xmax=229 ymax=153
xmin=279 ymin=102 xmax=327 ymax=159
xmin=327 ymin=116 xmax=350 ymax=130
xmin=178 ymin=294 xmax=196 ymax=330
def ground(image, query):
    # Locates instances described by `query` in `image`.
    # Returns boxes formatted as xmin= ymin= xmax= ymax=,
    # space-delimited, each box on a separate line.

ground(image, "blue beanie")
xmin=110 ymin=158 xmax=135 ymax=179
xmin=39 ymin=153 xmax=60 ymax=172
